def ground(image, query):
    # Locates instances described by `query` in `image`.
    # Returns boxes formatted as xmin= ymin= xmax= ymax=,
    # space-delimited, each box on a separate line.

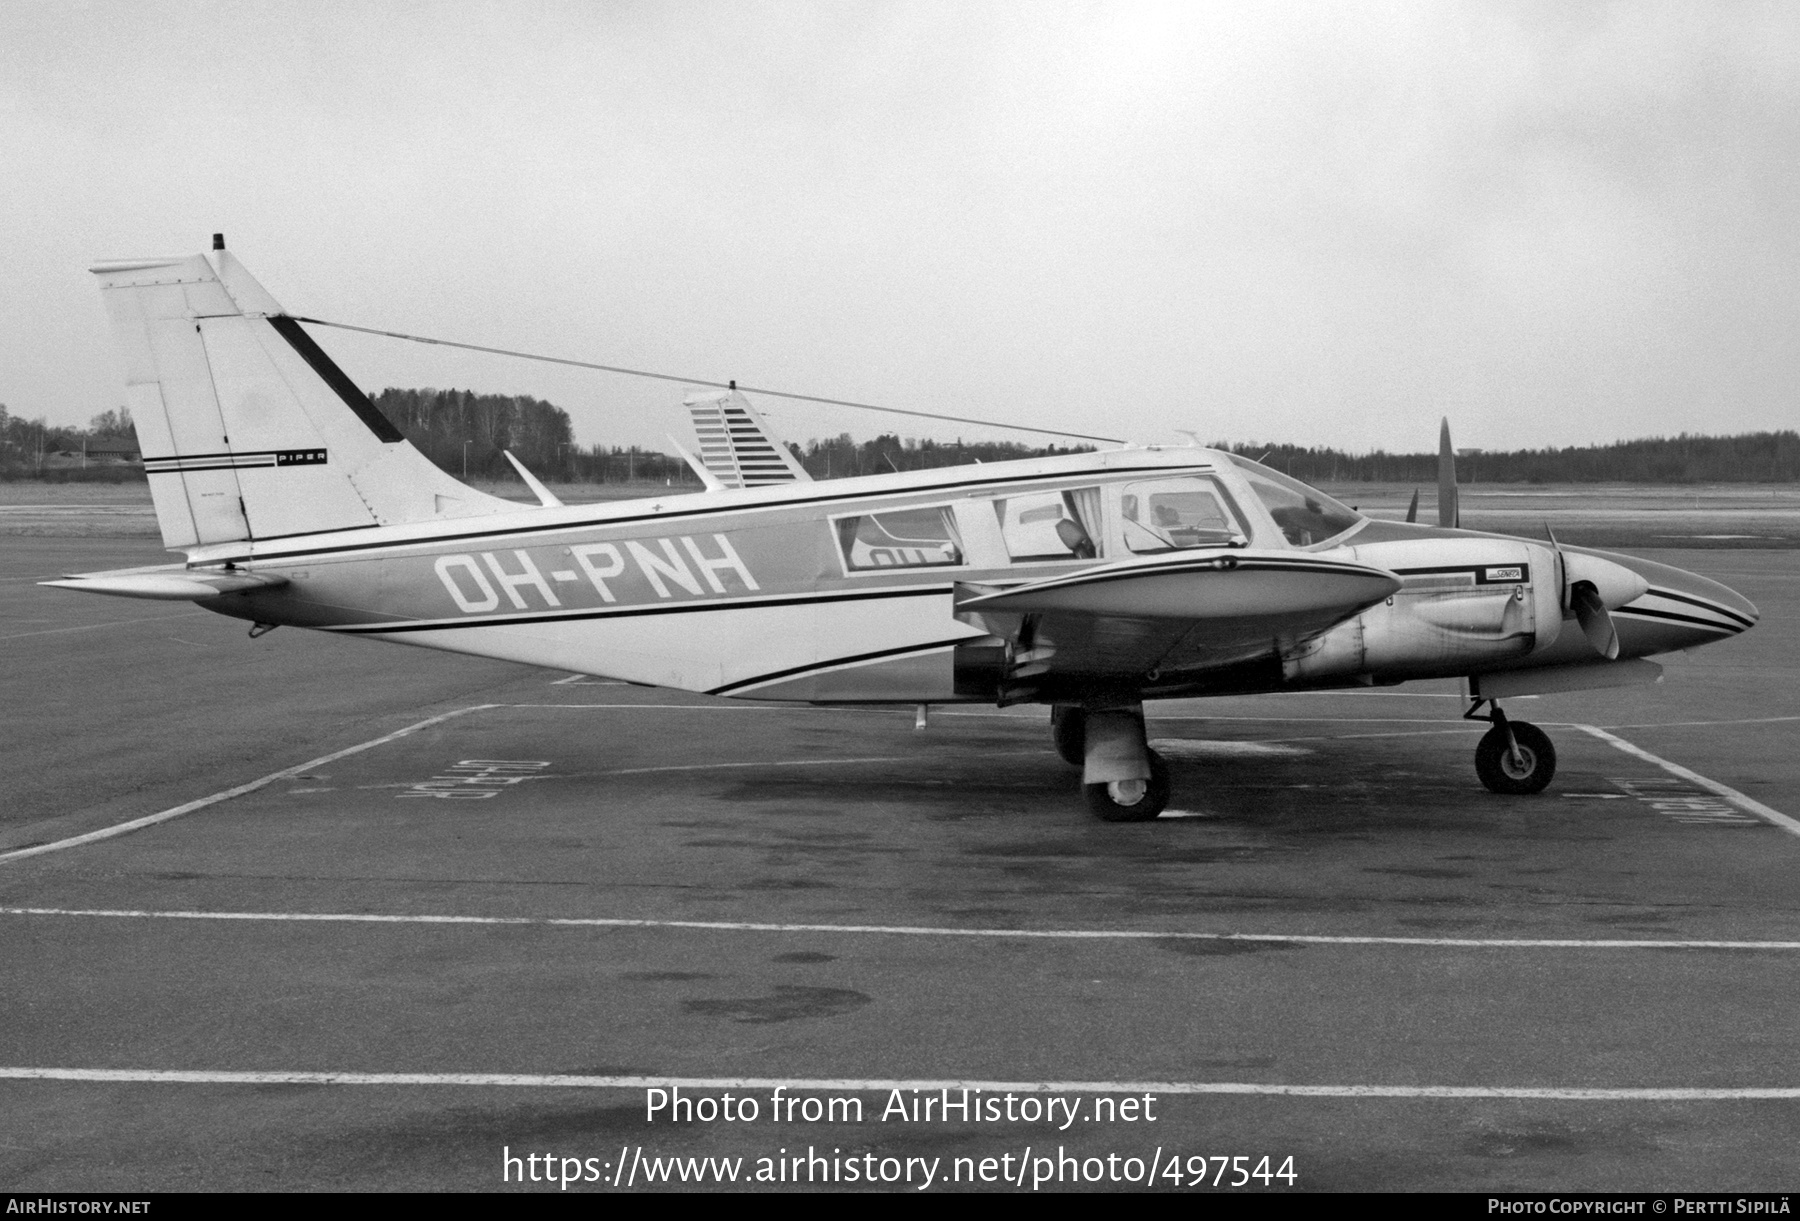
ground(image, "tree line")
xmin=792 ymin=433 xmax=1091 ymax=479
xmin=1219 ymin=431 xmax=1800 ymax=485
xmin=3 ymin=392 xmax=1796 ymax=485
xmin=367 ymin=388 xmax=695 ymax=485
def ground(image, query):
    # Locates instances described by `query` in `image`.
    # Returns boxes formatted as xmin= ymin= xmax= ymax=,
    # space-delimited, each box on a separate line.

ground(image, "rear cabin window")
xmin=992 ymin=488 xmax=1103 ymax=561
xmin=1120 ymin=477 xmax=1247 ymax=553
xmin=835 ymin=506 xmax=964 ymax=571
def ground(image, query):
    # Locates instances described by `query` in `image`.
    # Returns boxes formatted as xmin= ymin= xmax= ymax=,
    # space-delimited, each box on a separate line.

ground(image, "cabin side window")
xmin=991 ymin=488 xmax=1103 ymax=562
xmin=833 ymin=505 xmax=965 ymax=572
xmin=1119 ymin=476 xmax=1249 ymax=553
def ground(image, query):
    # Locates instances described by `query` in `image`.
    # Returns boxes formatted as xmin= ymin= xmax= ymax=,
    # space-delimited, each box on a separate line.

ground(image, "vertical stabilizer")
xmin=91 ymin=246 xmax=517 ymax=551
xmin=684 ymin=389 xmax=812 ymax=488
xmin=1437 ymin=417 xmax=1460 ymax=529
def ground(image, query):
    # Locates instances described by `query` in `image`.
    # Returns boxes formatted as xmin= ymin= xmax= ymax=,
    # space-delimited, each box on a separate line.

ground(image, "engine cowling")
xmin=1283 ymin=538 xmax=1562 ymax=683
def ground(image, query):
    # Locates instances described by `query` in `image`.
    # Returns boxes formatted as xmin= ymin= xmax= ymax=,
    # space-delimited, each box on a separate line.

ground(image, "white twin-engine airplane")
xmin=49 ymin=242 xmax=1760 ymax=821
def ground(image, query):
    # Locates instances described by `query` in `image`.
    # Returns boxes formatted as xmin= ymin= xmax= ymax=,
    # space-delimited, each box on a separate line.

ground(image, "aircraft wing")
xmin=41 ymin=565 xmax=288 ymax=601
xmin=953 ymin=550 xmax=1401 ymax=690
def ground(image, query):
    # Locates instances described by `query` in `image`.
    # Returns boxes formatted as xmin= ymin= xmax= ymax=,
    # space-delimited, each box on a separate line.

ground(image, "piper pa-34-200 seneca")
xmin=48 ymin=241 xmax=1760 ymax=821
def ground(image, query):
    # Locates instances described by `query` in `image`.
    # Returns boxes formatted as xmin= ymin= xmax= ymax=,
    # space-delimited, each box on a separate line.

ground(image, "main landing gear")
xmin=1465 ymin=698 xmax=1557 ymax=795
xmin=1051 ymin=696 xmax=1558 ymax=820
xmin=1051 ymin=704 xmax=1171 ymax=822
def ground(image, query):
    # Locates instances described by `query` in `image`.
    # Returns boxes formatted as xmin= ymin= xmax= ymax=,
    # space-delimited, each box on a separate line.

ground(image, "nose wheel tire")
xmin=1085 ymin=749 xmax=1171 ymax=822
xmin=1051 ymin=706 xmax=1086 ymax=767
xmin=1475 ymin=721 xmax=1556 ymax=795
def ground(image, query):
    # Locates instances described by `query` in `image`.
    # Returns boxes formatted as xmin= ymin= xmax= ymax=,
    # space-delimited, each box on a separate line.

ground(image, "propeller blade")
xmin=1405 ymin=489 xmax=1419 ymax=523
xmin=1437 ymin=417 xmax=1459 ymax=528
xmin=1570 ymin=581 xmax=1621 ymax=660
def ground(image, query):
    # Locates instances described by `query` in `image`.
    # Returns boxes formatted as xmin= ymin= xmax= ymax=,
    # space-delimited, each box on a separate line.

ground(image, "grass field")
xmin=0 ymin=479 xmax=687 ymax=537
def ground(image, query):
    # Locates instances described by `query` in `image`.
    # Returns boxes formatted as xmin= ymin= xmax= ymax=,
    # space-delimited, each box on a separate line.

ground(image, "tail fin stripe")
xmin=147 ymin=460 xmax=274 ymax=473
xmin=143 ymin=449 xmax=327 ymax=470
xmin=266 ymin=316 xmax=404 ymax=443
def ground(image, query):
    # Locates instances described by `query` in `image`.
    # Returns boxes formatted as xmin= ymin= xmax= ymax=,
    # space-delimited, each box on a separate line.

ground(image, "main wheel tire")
xmin=1052 ymin=706 xmax=1086 ymax=768
xmin=1475 ymin=721 xmax=1557 ymax=795
xmin=1085 ymin=749 xmax=1171 ymax=822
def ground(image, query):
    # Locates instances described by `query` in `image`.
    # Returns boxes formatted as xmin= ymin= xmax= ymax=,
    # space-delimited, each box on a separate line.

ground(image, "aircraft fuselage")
xmin=176 ymin=446 xmax=1756 ymax=706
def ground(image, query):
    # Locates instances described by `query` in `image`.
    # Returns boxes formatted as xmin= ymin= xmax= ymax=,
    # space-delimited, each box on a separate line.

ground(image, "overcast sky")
xmin=3 ymin=1 xmax=1796 ymax=455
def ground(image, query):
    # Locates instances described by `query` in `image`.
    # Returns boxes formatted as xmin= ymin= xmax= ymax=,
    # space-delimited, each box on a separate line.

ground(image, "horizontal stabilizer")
xmin=42 ymin=566 xmax=288 ymax=601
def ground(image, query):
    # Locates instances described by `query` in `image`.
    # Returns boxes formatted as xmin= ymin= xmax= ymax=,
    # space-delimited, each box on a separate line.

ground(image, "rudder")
xmin=93 ymin=246 xmax=515 ymax=550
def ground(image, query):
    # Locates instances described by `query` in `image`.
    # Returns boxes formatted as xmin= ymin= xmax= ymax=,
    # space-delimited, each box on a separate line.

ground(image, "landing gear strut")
xmin=1465 ymin=698 xmax=1557 ymax=795
xmin=1058 ymin=704 xmax=1171 ymax=821
xmin=1050 ymin=705 xmax=1085 ymax=767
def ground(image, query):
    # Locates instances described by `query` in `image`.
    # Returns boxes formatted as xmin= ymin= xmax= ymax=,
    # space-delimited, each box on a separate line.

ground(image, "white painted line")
xmin=0 ymin=706 xmax=497 ymax=865
xmin=1147 ymin=715 xmax=1477 ymax=724
xmin=510 ymin=704 xmax=1474 ymax=725
xmin=1151 ymin=740 xmax=1312 ymax=759
xmin=1607 ymin=715 xmax=1800 ymax=730
xmin=1574 ymin=724 xmax=1800 ymax=839
xmin=6 ymin=906 xmax=1799 ymax=950
xmin=606 ymin=755 xmax=915 ymax=776
xmin=1253 ymin=690 xmax=1464 ymax=699
xmin=2 ymin=1067 xmax=1795 ymax=1100
xmin=1263 ymin=728 xmax=1482 ymax=744
xmin=0 ymin=612 xmax=193 ymax=641
xmin=551 ymin=674 xmax=628 ymax=685
xmin=509 ymin=703 xmax=808 ymax=711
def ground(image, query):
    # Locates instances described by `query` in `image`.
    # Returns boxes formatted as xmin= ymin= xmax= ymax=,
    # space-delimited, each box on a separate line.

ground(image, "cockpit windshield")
xmin=1224 ymin=454 xmax=1364 ymax=547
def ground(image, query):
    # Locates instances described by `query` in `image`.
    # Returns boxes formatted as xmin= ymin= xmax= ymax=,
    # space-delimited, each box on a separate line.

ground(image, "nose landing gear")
xmin=1466 ymin=698 xmax=1557 ymax=794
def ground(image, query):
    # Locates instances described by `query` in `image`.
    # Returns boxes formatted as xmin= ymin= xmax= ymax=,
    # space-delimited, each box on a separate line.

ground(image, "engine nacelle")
xmin=1283 ymin=537 xmax=1563 ymax=683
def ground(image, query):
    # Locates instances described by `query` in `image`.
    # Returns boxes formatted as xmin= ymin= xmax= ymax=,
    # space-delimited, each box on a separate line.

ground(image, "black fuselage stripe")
xmin=1615 ymin=606 xmax=1739 ymax=632
xmin=325 ymin=585 xmax=943 ymax=635
xmin=202 ymin=464 xmax=1211 ymax=565
xmin=1392 ymin=565 xmax=1504 ymax=576
xmin=1645 ymin=587 xmax=1755 ymax=629
xmin=708 ymin=637 xmax=972 ymax=696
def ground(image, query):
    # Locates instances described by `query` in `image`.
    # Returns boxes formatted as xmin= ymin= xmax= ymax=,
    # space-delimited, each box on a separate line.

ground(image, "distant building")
xmin=82 ymin=438 xmax=142 ymax=464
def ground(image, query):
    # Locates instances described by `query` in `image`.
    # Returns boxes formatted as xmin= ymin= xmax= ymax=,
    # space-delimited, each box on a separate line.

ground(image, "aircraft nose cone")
xmin=1602 ymin=551 xmax=1759 ymax=651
